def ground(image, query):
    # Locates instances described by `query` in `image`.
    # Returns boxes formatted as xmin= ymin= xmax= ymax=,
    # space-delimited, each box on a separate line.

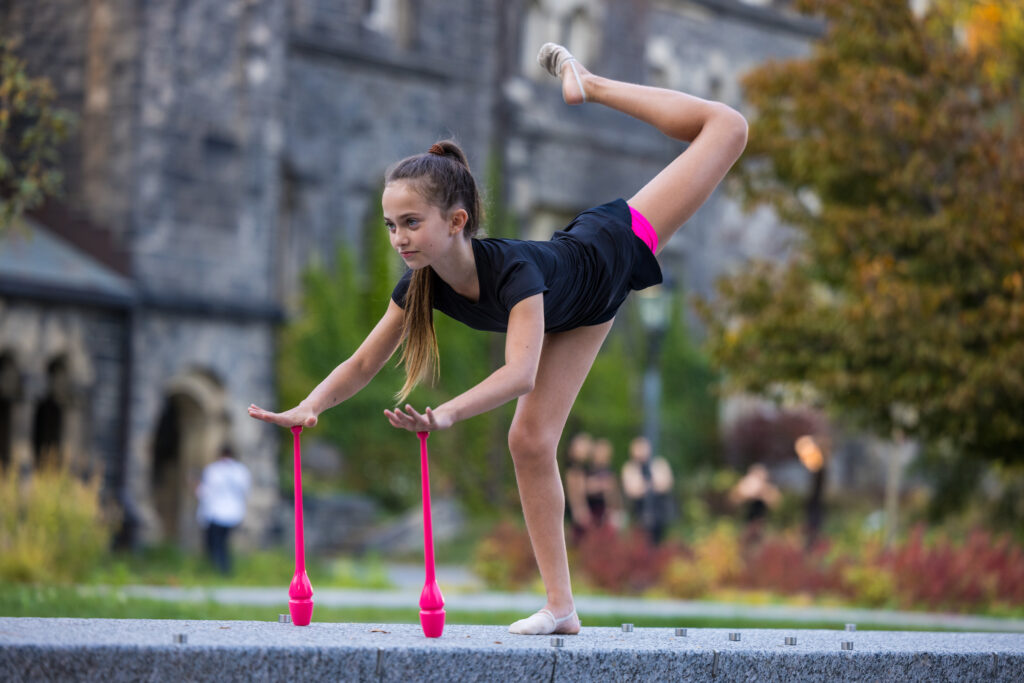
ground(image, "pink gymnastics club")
xmin=417 ymin=431 xmax=445 ymax=637
xmin=288 ymin=425 xmax=314 ymax=626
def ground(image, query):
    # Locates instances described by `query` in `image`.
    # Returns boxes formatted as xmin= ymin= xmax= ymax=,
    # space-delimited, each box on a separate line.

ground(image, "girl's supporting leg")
xmin=547 ymin=48 xmax=748 ymax=253
xmin=507 ymin=319 xmax=615 ymax=634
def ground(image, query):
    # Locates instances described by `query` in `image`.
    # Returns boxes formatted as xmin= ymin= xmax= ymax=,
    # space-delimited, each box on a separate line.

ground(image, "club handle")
xmin=418 ymin=431 xmax=436 ymax=585
xmin=291 ymin=425 xmax=305 ymax=576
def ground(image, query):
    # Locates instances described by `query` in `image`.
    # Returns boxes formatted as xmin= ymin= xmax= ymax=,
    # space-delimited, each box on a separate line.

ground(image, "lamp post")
xmin=636 ymin=285 xmax=670 ymax=461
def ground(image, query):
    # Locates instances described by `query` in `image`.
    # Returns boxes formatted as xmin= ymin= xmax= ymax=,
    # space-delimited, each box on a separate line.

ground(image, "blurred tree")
xmin=0 ymin=39 xmax=75 ymax=232
xmin=700 ymin=0 xmax=1024 ymax=469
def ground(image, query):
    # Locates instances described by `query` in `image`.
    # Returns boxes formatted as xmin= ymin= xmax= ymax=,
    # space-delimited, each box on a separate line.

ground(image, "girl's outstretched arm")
xmin=248 ymin=300 xmax=406 ymax=428
xmin=385 ymin=293 xmax=545 ymax=432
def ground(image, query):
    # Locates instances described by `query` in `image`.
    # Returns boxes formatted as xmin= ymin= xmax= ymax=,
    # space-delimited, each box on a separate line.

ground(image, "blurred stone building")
xmin=0 ymin=0 xmax=818 ymax=549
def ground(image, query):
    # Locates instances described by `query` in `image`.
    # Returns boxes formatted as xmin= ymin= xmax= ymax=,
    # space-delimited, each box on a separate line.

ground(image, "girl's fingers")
xmin=385 ymin=409 xmax=413 ymax=430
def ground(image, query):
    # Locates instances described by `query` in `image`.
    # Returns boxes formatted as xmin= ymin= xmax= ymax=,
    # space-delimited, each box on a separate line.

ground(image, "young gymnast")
xmin=249 ymin=43 xmax=747 ymax=635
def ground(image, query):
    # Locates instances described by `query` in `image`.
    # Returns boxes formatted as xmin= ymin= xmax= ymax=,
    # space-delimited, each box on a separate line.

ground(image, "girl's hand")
xmin=384 ymin=405 xmax=453 ymax=433
xmin=248 ymin=403 xmax=318 ymax=429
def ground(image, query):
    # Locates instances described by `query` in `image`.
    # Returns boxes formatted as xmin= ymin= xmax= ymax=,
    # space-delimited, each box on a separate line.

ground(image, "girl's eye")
xmin=407 ymin=219 xmax=418 ymax=227
xmin=385 ymin=223 xmax=395 ymax=232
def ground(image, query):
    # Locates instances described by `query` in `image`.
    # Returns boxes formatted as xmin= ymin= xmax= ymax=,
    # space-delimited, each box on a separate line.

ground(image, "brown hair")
xmin=386 ymin=139 xmax=484 ymax=404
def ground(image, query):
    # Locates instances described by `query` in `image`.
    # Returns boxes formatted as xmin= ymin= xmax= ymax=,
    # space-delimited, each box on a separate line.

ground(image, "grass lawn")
xmin=83 ymin=546 xmax=393 ymax=589
xmin=0 ymin=585 xmax=985 ymax=632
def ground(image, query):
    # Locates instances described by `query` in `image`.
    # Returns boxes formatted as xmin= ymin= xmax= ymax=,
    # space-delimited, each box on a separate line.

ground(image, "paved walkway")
xmin=85 ymin=569 xmax=1024 ymax=633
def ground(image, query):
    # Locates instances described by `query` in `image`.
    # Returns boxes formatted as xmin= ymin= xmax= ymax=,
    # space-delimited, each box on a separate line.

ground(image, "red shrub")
xmin=736 ymin=534 xmax=847 ymax=596
xmin=575 ymin=525 xmax=674 ymax=593
xmin=883 ymin=526 xmax=1024 ymax=611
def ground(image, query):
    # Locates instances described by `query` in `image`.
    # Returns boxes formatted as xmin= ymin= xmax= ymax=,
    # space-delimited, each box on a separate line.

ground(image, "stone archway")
xmin=0 ymin=353 xmax=18 ymax=471
xmin=150 ymin=370 xmax=229 ymax=549
xmin=32 ymin=357 xmax=68 ymax=469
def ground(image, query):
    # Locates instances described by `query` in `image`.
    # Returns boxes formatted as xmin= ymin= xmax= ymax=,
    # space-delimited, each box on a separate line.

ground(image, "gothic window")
xmin=564 ymin=6 xmax=598 ymax=67
xmin=362 ymin=0 xmax=416 ymax=49
xmin=522 ymin=0 xmax=602 ymax=80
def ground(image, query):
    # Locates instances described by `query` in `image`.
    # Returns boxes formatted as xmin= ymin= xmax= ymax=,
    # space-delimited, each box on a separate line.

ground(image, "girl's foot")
xmin=508 ymin=608 xmax=581 ymax=635
xmin=536 ymin=42 xmax=590 ymax=105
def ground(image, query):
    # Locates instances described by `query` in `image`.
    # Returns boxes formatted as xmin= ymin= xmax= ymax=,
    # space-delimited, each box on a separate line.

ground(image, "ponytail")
xmin=386 ymin=139 xmax=484 ymax=404
xmin=396 ymin=267 xmax=438 ymax=404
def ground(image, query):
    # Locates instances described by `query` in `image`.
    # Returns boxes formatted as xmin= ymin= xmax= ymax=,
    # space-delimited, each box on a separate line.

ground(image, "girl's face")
xmin=382 ymin=180 xmax=465 ymax=268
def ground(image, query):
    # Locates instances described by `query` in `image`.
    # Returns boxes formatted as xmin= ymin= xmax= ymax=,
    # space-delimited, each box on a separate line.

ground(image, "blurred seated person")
xmin=585 ymin=438 xmax=625 ymax=530
xmin=728 ymin=463 xmax=780 ymax=545
xmin=564 ymin=432 xmax=594 ymax=544
xmin=621 ymin=436 xmax=674 ymax=545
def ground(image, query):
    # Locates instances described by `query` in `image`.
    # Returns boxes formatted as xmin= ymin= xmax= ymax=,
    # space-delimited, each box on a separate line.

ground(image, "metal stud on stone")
xmin=785 ymin=636 xmax=797 ymax=646
xmin=728 ymin=632 xmax=741 ymax=641
xmin=845 ymin=623 xmax=856 ymax=631
xmin=173 ymin=634 xmax=187 ymax=644
xmin=278 ymin=614 xmax=291 ymax=623
xmin=675 ymin=628 xmax=688 ymax=637
xmin=842 ymin=641 xmax=854 ymax=651
xmin=550 ymin=636 xmax=565 ymax=648
xmin=621 ymin=623 xmax=634 ymax=632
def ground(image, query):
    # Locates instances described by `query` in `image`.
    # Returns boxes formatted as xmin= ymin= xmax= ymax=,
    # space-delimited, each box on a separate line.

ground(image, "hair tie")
xmin=427 ymin=143 xmax=446 ymax=157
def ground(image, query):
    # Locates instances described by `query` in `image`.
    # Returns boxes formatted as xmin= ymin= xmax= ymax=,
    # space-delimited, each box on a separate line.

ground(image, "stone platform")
xmin=1 ymin=618 xmax=1022 ymax=681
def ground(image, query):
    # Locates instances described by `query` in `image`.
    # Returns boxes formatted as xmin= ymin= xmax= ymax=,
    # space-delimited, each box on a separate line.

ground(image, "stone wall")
xmin=0 ymin=299 xmax=127 ymax=495
xmin=280 ymin=0 xmax=500 ymax=304
xmin=1 ymin=0 xmax=821 ymax=549
xmin=126 ymin=311 xmax=277 ymax=548
xmin=131 ymin=0 xmax=286 ymax=304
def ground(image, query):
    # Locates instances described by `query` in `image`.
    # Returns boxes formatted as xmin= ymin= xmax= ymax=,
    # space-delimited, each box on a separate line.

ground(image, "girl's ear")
xmin=448 ymin=208 xmax=469 ymax=235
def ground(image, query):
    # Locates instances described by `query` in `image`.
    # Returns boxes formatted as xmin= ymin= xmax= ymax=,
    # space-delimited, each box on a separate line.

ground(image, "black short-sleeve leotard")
xmin=390 ymin=199 xmax=662 ymax=333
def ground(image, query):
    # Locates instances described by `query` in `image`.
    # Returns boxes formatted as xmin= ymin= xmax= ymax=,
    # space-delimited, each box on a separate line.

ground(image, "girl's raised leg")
xmin=539 ymin=44 xmax=748 ymax=253
xmin=506 ymin=320 xmax=614 ymax=635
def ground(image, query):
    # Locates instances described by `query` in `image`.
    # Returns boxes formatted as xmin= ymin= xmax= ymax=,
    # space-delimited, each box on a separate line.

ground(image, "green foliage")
xmin=0 ymin=464 xmax=116 ymax=584
xmin=0 ymin=39 xmax=76 ymax=231
xmin=701 ymin=0 xmax=1024 ymax=467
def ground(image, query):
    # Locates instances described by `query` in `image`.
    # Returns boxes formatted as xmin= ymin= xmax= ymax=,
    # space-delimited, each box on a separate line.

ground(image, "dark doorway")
xmin=32 ymin=358 xmax=67 ymax=468
xmin=153 ymin=397 xmax=182 ymax=541
xmin=0 ymin=354 xmax=16 ymax=471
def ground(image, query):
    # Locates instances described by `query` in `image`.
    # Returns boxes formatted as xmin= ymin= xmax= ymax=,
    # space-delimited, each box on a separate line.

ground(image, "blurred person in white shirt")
xmin=196 ymin=444 xmax=251 ymax=574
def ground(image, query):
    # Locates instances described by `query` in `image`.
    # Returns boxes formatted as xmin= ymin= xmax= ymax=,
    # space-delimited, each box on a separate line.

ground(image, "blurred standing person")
xmin=586 ymin=438 xmax=625 ymax=530
xmin=196 ymin=444 xmax=251 ymax=575
xmin=729 ymin=463 xmax=781 ymax=545
xmin=564 ymin=432 xmax=594 ymax=544
xmin=621 ymin=436 xmax=674 ymax=544
xmin=795 ymin=435 xmax=827 ymax=551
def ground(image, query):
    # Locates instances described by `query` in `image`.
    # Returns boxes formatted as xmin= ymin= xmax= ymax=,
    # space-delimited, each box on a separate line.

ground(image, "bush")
xmin=575 ymin=525 xmax=673 ymax=593
xmin=736 ymin=533 xmax=846 ymax=597
xmin=662 ymin=522 xmax=744 ymax=599
xmin=471 ymin=519 xmax=538 ymax=590
xmin=882 ymin=526 xmax=1024 ymax=612
xmin=0 ymin=464 xmax=116 ymax=584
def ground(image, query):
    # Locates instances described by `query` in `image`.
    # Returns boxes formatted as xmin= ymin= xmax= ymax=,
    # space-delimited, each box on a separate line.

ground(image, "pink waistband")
xmin=629 ymin=205 xmax=658 ymax=254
